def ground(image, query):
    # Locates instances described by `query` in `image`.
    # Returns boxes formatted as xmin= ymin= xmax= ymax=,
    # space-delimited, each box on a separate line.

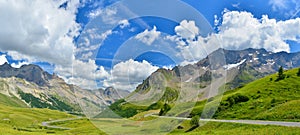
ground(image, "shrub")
xmin=159 ymin=103 xmax=171 ymax=116
xmin=190 ymin=115 xmax=200 ymax=127
xmin=226 ymin=93 xmax=250 ymax=107
xmin=109 ymin=99 xmax=139 ymax=118
xmin=147 ymin=101 xmax=163 ymax=110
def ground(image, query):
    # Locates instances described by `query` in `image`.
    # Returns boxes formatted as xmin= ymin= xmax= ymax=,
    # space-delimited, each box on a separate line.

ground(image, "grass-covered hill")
xmin=98 ymin=67 xmax=300 ymax=122
xmin=93 ymin=68 xmax=300 ymax=135
xmin=0 ymin=85 xmax=104 ymax=134
xmin=189 ymin=67 xmax=300 ymax=121
xmin=102 ymin=67 xmax=300 ymax=121
xmin=0 ymin=102 xmax=105 ymax=135
xmin=0 ymin=92 xmax=28 ymax=108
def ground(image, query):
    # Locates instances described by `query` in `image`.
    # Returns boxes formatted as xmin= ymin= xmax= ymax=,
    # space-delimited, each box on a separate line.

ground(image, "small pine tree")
xmin=278 ymin=66 xmax=283 ymax=77
xmin=276 ymin=66 xmax=285 ymax=81
xmin=297 ymin=68 xmax=300 ymax=77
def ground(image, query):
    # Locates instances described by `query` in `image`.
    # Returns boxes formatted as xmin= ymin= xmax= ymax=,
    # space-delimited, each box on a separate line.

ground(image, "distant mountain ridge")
xmin=0 ymin=63 xmax=127 ymax=116
xmin=92 ymin=87 xmax=130 ymax=104
xmin=0 ymin=62 xmax=52 ymax=86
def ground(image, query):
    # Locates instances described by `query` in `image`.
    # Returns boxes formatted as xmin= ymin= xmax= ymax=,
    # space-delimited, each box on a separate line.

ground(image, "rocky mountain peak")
xmin=0 ymin=62 xmax=13 ymax=70
xmin=0 ymin=63 xmax=52 ymax=86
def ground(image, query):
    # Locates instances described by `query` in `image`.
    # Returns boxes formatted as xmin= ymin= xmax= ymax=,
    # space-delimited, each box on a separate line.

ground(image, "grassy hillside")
xmin=101 ymin=67 xmax=300 ymax=122
xmin=96 ymin=87 xmax=179 ymax=118
xmin=0 ymin=102 xmax=104 ymax=134
xmin=0 ymin=93 xmax=28 ymax=108
xmin=0 ymin=103 xmax=70 ymax=134
xmin=0 ymin=80 xmax=103 ymax=134
xmin=190 ymin=67 xmax=300 ymax=121
xmin=225 ymin=64 xmax=265 ymax=89
xmin=170 ymin=121 xmax=300 ymax=135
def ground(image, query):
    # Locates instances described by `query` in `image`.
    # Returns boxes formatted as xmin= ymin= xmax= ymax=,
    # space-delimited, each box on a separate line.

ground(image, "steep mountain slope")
xmin=131 ymin=48 xmax=300 ymax=99
xmin=0 ymin=76 xmax=104 ymax=114
xmin=0 ymin=92 xmax=27 ymax=108
xmin=0 ymin=63 xmax=126 ymax=116
xmin=190 ymin=67 xmax=300 ymax=121
xmin=103 ymin=48 xmax=300 ymax=118
xmin=221 ymin=48 xmax=300 ymax=88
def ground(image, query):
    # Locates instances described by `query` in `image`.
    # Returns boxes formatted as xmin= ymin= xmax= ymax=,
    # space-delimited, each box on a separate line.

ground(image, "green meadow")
xmin=190 ymin=68 xmax=300 ymax=122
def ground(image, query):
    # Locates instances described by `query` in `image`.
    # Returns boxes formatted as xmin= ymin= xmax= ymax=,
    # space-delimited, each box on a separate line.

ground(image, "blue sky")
xmin=76 ymin=0 xmax=300 ymax=30
xmin=1 ymin=0 xmax=300 ymax=90
xmin=75 ymin=0 xmax=300 ymax=68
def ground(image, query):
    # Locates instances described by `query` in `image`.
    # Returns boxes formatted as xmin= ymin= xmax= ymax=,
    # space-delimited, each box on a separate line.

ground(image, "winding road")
xmin=41 ymin=117 xmax=82 ymax=130
xmin=200 ymin=119 xmax=300 ymax=127
xmin=42 ymin=115 xmax=300 ymax=130
xmin=154 ymin=115 xmax=300 ymax=127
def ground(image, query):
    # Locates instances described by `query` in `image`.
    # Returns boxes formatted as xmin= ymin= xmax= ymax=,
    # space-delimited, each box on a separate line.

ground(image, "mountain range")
xmin=103 ymin=48 xmax=300 ymax=118
xmin=0 ymin=62 xmax=129 ymax=117
xmin=132 ymin=48 xmax=300 ymax=94
xmin=1 ymin=48 xmax=300 ymax=117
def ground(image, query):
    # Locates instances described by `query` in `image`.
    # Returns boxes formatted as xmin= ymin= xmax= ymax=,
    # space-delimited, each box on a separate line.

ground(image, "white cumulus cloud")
xmin=119 ymin=19 xmax=130 ymax=29
xmin=168 ymin=11 xmax=300 ymax=66
xmin=218 ymin=10 xmax=300 ymax=53
xmin=54 ymin=59 xmax=110 ymax=89
xmin=0 ymin=55 xmax=8 ymax=65
xmin=0 ymin=0 xmax=80 ymax=66
xmin=135 ymin=26 xmax=161 ymax=45
xmin=175 ymin=20 xmax=199 ymax=40
xmin=11 ymin=61 xmax=30 ymax=68
xmin=103 ymin=59 xmax=159 ymax=91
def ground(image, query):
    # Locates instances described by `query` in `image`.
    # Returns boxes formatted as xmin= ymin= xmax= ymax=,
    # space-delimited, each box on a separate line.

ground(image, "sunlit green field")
xmin=170 ymin=120 xmax=300 ymax=135
xmin=1 ymin=107 xmax=300 ymax=135
xmin=188 ymin=68 xmax=300 ymax=122
xmin=0 ymin=103 xmax=104 ymax=135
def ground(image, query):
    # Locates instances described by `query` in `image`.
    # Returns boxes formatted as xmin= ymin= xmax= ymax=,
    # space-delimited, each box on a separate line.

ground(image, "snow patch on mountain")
xmin=185 ymin=77 xmax=193 ymax=82
xmin=223 ymin=59 xmax=246 ymax=70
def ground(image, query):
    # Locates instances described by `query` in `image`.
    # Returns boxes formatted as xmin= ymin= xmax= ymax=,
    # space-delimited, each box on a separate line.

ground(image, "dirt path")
xmin=41 ymin=117 xmax=82 ymax=130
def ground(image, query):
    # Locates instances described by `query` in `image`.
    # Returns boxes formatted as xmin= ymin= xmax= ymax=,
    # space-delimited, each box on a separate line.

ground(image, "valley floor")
xmin=1 ymin=110 xmax=300 ymax=135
